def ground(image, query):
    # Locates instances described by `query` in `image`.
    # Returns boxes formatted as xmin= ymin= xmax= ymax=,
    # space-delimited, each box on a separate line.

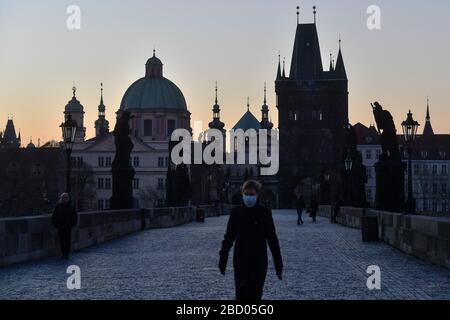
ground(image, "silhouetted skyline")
xmin=1 ymin=0 xmax=449 ymax=144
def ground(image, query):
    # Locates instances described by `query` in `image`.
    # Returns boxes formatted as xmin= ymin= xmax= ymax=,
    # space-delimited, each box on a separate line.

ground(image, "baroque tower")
xmin=276 ymin=8 xmax=348 ymax=207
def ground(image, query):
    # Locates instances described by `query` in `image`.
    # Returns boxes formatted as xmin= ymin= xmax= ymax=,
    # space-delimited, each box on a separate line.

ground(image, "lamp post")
xmin=60 ymin=114 xmax=77 ymax=195
xmin=401 ymin=110 xmax=420 ymax=214
xmin=344 ymin=151 xmax=353 ymax=205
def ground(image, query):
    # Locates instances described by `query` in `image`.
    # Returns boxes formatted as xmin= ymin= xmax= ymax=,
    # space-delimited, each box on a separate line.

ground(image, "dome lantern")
xmin=145 ymin=49 xmax=163 ymax=78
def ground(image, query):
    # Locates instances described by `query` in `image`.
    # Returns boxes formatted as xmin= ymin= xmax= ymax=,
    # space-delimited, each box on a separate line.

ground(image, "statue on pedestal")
xmin=371 ymin=102 xmax=405 ymax=212
xmin=110 ymin=111 xmax=135 ymax=210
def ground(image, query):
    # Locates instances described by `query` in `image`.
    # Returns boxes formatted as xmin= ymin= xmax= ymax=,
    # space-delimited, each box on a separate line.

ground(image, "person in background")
xmin=295 ymin=194 xmax=306 ymax=225
xmin=51 ymin=193 xmax=78 ymax=260
xmin=310 ymin=198 xmax=318 ymax=223
xmin=331 ymin=199 xmax=343 ymax=224
xmin=219 ymin=180 xmax=283 ymax=301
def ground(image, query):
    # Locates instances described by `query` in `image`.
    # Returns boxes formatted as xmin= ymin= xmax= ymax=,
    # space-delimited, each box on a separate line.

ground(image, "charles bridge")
xmin=0 ymin=206 xmax=449 ymax=299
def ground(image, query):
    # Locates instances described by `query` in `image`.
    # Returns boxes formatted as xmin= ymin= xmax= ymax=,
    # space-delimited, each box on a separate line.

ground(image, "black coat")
xmin=219 ymin=205 xmax=283 ymax=288
xmin=295 ymin=198 xmax=306 ymax=210
xmin=51 ymin=203 xmax=78 ymax=230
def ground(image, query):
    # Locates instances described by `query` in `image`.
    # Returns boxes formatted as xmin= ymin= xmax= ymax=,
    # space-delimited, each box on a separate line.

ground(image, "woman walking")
xmin=219 ymin=180 xmax=283 ymax=300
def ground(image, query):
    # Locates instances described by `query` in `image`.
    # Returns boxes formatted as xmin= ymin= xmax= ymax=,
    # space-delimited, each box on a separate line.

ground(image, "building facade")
xmin=67 ymin=52 xmax=191 ymax=210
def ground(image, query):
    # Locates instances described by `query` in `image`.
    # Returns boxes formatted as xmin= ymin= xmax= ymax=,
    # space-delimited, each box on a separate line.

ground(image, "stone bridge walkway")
xmin=0 ymin=210 xmax=449 ymax=300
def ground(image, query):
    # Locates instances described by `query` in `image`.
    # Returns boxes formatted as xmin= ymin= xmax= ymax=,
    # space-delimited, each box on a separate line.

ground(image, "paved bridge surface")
xmin=1 ymin=210 xmax=449 ymax=300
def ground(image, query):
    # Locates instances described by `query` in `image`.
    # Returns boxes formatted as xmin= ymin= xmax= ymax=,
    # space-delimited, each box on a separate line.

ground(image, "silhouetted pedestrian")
xmin=51 ymin=193 xmax=78 ymax=260
xmin=219 ymin=180 xmax=283 ymax=301
xmin=295 ymin=195 xmax=306 ymax=225
xmin=331 ymin=199 xmax=342 ymax=224
xmin=310 ymin=198 xmax=318 ymax=223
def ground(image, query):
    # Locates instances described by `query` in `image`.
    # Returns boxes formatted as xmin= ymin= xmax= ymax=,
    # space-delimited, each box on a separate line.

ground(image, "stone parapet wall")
xmin=318 ymin=205 xmax=450 ymax=269
xmin=0 ymin=205 xmax=229 ymax=267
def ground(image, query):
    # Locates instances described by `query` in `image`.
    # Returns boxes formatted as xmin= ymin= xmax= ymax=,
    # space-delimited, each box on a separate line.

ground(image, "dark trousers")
xmin=296 ymin=209 xmax=304 ymax=225
xmin=236 ymin=281 xmax=264 ymax=301
xmin=58 ymin=228 xmax=72 ymax=256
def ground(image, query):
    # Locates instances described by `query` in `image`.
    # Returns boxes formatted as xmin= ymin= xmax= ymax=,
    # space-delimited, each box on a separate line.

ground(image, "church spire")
xmin=423 ymin=96 xmax=434 ymax=136
xmin=208 ymin=81 xmax=225 ymax=131
xmin=95 ymin=82 xmax=109 ymax=137
xmin=282 ymin=57 xmax=286 ymax=78
xmin=261 ymin=82 xmax=273 ymax=130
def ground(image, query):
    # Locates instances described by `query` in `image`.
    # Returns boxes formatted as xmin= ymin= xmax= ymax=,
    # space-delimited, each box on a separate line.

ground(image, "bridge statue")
xmin=371 ymin=102 xmax=405 ymax=212
xmin=110 ymin=111 xmax=135 ymax=210
xmin=341 ymin=123 xmax=368 ymax=208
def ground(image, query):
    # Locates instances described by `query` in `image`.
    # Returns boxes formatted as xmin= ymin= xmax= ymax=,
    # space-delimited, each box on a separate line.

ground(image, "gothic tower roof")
xmin=289 ymin=23 xmax=323 ymax=80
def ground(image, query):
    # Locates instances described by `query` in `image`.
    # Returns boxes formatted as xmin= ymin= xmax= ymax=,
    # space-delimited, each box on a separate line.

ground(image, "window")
xmin=366 ymin=188 xmax=372 ymax=199
xmin=288 ymin=111 xmax=293 ymax=121
xmin=442 ymin=165 xmax=447 ymax=175
xmin=432 ymin=165 xmax=438 ymax=175
xmin=165 ymin=157 xmax=169 ymax=168
xmin=144 ymin=119 xmax=153 ymax=136
xmin=167 ymin=119 xmax=176 ymax=136
xmin=376 ymin=150 xmax=381 ymax=160
xmin=442 ymin=201 xmax=448 ymax=213
xmin=433 ymin=183 xmax=438 ymax=194
xmin=413 ymin=164 xmax=420 ymax=176
xmin=133 ymin=178 xmax=140 ymax=189
xmin=98 ymin=157 xmax=105 ymax=167
xmin=432 ymin=202 xmax=437 ymax=212
xmin=98 ymin=199 xmax=104 ymax=210
xmin=423 ymin=183 xmax=429 ymax=193
xmin=157 ymin=178 xmax=165 ymax=190
xmin=105 ymin=157 xmax=112 ymax=167
xmin=423 ymin=200 xmax=428 ymax=212
xmin=423 ymin=165 xmax=428 ymax=175
xmin=105 ymin=178 xmax=111 ymax=190
xmin=104 ymin=199 xmax=110 ymax=210
xmin=365 ymin=150 xmax=372 ymax=160
xmin=133 ymin=157 xmax=140 ymax=167
xmin=442 ymin=183 xmax=447 ymax=194
xmin=158 ymin=157 xmax=165 ymax=168
xmin=98 ymin=178 xmax=104 ymax=190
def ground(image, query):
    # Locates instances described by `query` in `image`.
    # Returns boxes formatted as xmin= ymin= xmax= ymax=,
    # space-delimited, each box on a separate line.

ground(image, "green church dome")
xmin=120 ymin=53 xmax=187 ymax=111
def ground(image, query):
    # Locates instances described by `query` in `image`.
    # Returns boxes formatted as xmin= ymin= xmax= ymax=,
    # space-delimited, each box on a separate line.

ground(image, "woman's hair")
xmin=242 ymin=180 xmax=262 ymax=194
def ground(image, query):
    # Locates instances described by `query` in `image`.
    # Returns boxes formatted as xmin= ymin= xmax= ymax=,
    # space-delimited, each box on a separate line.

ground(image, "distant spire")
xmin=100 ymin=82 xmax=104 ymax=105
xmin=153 ymin=46 xmax=156 ymax=57
xmin=296 ymin=6 xmax=300 ymax=24
xmin=247 ymin=97 xmax=250 ymax=112
xmin=276 ymin=53 xmax=282 ymax=80
xmin=282 ymin=57 xmax=286 ymax=78
xmin=215 ymin=81 xmax=218 ymax=105
xmin=263 ymin=82 xmax=267 ymax=105
xmin=313 ymin=6 xmax=317 ymax=24
xmin=423 ymin=96 xmax=434 ymax=135
xmin=72 ymin=86 xmax=77 ymax=97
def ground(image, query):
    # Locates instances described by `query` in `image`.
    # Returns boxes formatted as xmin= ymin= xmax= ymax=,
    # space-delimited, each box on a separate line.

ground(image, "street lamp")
xmin=401 ymin=110 xmax=420 ymax=214
xmin=60 ymin=114 xmax=77 ymax=194
xmin=344 ymin=151 xmax=353 ymax=205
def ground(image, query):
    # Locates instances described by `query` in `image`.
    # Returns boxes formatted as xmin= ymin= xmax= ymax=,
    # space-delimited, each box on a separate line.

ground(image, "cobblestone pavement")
xmin=1 ymin=210 xmax=449 ymax=300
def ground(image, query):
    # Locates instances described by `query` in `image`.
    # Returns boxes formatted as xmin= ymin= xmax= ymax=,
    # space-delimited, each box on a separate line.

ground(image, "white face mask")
xmin=242 ymin=195 xmax=257 ymax=208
